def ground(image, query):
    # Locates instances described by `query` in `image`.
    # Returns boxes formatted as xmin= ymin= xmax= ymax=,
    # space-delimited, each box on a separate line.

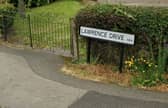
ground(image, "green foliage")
xmin=157 ymin=34 xmax=168 ymax=74
xmin=125 ymin=56 xmax=166 ymax=87
xmin=0 ymin=4 xmax=16 ymax=35
xmin=75 ymin=4 xmax=168 ymax=65
xmin=9 ymin=0 xmax=18 ymax=7
xmin=10 ymin=0 xmax=82 ymax=51
xmin=75 ymin=4 xmax=168 ymax=86
xmin=0 ymin=4 xmax=15 ymax=12
xmin=126 ymin=7 xmax=168 ymax=61
xmin=28 ymin=0 xmax=83 ymax=19
xmin=76 ymin=4 xmax=135 ymax=64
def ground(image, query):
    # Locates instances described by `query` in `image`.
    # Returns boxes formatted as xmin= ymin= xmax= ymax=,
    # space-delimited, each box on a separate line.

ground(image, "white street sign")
xmin=80 ymin=26 xmax=135 ymax=45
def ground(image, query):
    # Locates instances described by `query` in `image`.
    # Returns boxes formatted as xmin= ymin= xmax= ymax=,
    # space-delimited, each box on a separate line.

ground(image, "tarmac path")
xmin=0 ymin=46 xmax=168 ymax=108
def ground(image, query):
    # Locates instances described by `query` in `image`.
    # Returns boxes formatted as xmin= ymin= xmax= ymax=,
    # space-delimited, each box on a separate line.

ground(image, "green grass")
xmin=28 ymin=0 xmax=83 ymax=19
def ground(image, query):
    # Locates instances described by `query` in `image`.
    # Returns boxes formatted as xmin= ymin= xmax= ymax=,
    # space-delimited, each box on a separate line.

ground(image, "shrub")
xmin=0 ymin=4 xmax=16 ymax=36
xmin=76 ymin=4 xmax=136 ymax=64
xmin=75 ymin=4 xmax=168 ymax=66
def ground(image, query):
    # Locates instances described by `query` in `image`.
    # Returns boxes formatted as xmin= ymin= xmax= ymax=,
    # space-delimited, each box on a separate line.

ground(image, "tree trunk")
xmin=18 ymin=0 xmax=26 ymax=17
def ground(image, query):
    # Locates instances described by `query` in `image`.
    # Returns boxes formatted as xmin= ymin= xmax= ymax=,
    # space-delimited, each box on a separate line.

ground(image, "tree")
xmin=18 ymin=0 xmax=25 ymax=17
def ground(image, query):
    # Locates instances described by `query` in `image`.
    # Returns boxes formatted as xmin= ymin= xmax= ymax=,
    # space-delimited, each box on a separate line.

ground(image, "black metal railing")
xmin=0 ymin=12 xmax=72 ymax=54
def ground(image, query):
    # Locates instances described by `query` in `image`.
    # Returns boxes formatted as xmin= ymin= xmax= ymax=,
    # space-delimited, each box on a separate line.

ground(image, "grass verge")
xmin=62 ymin=59 xmax=168 ymax=92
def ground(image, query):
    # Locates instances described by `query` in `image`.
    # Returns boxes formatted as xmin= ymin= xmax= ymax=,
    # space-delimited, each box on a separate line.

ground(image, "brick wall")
xmin=97 ymin=0 xmax=168 ymax=6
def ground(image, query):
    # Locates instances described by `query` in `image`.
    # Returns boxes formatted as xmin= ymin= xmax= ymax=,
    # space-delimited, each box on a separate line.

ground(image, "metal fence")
xmin=0 ymin=12 xmax=72 ymax=55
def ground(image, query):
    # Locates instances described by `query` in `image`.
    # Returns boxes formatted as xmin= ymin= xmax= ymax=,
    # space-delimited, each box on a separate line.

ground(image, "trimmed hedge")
xmin=75 ymin=4 xmax=168 ymax=64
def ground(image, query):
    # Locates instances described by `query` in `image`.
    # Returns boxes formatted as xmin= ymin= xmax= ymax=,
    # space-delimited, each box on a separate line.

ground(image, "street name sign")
xmin=80 ymin=26 xmax=135 ymax=45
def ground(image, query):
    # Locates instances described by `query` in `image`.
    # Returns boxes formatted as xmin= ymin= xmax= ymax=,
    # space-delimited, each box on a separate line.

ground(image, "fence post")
xmin=27 ymin=14 xmax=33 ymax=48
xmin=70 ymin=18 xmax=79 ymax=61
xmin=164 ymin=42 xmax=168 ymax=72
xmin=2 ymin=16 xmax=8 ymax=41
xmin=0 ymin=16 xmax=1 ymax=38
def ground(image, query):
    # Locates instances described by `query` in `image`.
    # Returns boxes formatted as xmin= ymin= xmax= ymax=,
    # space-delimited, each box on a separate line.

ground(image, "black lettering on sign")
xmin=119 ymin=35 xmax=124 ymax=40
xmin=109 ymin=33 xmax=124 ymax=41
xmin=80 ymin=26 xmax=135 ymax=45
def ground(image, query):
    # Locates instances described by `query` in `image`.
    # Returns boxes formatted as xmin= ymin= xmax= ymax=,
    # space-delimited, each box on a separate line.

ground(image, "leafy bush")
xmin=76 ymin=4 xmax=136 ymax=64
xmin=0 ymin=4 xmax=16 ymax=35
xmin=75 ymin=4 xmax=168 ymax=65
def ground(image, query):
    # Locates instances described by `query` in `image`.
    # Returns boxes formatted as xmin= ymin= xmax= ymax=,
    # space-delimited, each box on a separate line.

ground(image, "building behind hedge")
xmin=98 ymin=0 xmax=168 ymax=6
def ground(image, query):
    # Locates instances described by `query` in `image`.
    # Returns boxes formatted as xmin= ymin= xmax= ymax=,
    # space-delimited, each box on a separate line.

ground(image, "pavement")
xmin=98 ymin=0 xmax=168 ymax=7
xmin=0 ymin=45 xmax=168 ymax=108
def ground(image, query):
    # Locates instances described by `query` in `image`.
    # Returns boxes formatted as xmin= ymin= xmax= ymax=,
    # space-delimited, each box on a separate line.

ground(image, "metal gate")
xmin=0 ymin=12 xmax=72 ymax=55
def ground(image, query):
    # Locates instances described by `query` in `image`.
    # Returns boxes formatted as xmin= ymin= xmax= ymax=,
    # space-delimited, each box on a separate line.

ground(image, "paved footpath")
xmin=0 ymin=46 xmax=168 ymax=108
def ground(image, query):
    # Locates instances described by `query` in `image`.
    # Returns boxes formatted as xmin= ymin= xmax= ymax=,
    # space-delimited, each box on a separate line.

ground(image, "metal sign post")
xmin=86 ymin=38 xmax=91 ymax=63
xmin=119 ymin=44 xmax=125 ymax=73
xmin=80 ymin=26 xmax=135 ymax=72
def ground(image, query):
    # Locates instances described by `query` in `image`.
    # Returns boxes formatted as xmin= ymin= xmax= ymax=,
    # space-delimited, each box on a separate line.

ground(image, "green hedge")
xmin=0 ymin=4 xmax=16 ymax=36
xmin=75 ymin=4 xmax=168 ymax=65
